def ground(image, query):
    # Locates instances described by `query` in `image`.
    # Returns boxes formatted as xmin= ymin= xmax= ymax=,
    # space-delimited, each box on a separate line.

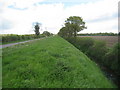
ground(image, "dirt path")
xmin=0 ymin=38 xmax=45 ymax=48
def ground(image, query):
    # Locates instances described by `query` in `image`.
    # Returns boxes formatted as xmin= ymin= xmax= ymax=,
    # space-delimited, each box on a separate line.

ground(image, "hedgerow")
xmin=1 ymin=34 xmax=45 ymax=43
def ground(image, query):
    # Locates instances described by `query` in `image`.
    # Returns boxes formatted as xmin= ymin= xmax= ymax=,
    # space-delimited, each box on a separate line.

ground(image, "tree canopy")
xmin=58 ymin=16 xmax=87 ymax=37
xmin=34 ymin=22 xmax=40 ymax=36
xmin=42 ymin=31 xmax=51 ymax=36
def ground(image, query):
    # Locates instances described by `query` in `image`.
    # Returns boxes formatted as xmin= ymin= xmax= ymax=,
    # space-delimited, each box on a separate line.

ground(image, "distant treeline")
xmin=1 ymin=31 xmax=54 ymax=43
xmin=78 ymin=32 xmax=119 ymax=36
xmin=1 ymin=34 xmax=45 ymax=43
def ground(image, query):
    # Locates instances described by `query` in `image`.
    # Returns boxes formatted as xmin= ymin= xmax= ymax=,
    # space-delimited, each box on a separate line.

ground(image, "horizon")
xmin=0 ymin=32 xmax=119 ymax=35
xmin=0 ymin=0 xmax=119 ymax=34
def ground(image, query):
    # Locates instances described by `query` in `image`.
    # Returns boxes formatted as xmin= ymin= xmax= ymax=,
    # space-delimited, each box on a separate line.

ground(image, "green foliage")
xmin=34 ymin=22 xmax=40 ymax=36
xmin=78 ymin=32 xmax=118 ymax=36
xmin=119 ymin=32 xmax=120 ymax=36
xmin=66 ymin=37 xmax=94 ymax=53
xmin=76 ymin=37 xmax=94 ymax=52
xmin=66 ymin=37 xmax=109 ymax=64
xmin=65 ymin=37 xmax=119 ymax=86
xmin=87 ymin=40 xmax=107 ymax=63
xmin=2 ymin=36 xmax=115 ymax=88
xmin=42 ymin=31 xmax=51 ymax=36
xmin=58 ymin=16 xmax=87 ymax=37
xmin=104 ymin=43 xmax=120 ymax=74
xmin=58 ymin=27 xmax=68 ymax=37
xmin=66 ymin=37 xmax=107 ymax=62
xmin=2 ymin=34 xmax=45 ymax=44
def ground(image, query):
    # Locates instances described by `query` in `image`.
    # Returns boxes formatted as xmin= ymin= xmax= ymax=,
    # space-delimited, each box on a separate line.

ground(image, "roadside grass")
xmin=1 ymin=39 xmax=34 ymax=45
xmin=2 ymin=36 xmax=116 ymax=88
xmin=1 ymin=38 xmax=43 ymax=45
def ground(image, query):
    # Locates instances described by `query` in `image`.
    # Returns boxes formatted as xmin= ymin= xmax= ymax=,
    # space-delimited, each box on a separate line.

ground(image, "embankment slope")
xmin=3 ymin=36 xmax=116 ymax=88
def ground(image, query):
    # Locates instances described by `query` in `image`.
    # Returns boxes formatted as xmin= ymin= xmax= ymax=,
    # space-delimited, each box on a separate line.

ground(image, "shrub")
xmin=68 ymin=37 xmax=119 ymax=73
xmin=64 ymin=36 xmax=119 ymax=86
xmin=66 ymin=37 xmax=94 ymax=53
xmin=87 ymin=40 xmax=107 ymax=64
xmin=2 ymin=34 xmax=46 ymax=43
xmin=75 ymin=37 xmax=94 ymax=52
xmin=104 ymin=43 xmax=120 ymax=74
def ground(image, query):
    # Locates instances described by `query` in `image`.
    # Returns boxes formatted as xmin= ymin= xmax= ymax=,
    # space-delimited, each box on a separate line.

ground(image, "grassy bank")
xmin=65 ymin=37 xmax=119 ymax=87
xmin=2 ymin=36 xmax=116 ymax=88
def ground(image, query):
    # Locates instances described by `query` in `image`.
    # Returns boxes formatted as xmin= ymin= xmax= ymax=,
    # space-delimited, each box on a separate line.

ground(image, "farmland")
xmin=2 ymin=36 xmax=115 ymax=88
xmin=79 ymin=36 xmax=118 ymax=47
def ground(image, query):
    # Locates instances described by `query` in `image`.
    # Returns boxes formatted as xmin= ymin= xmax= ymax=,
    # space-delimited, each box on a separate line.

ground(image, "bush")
xmin=66 ymin=37 xmax=108 ymax=64
xmin=64 ymin=36 xmax=119 ymax=87
xmin=2 ymin=34 xmax=46 ymax=43
xmin=66 ymin=37 xmax=94 ymax=53
xmin=87 ymin=40 xmax=107 ymax=64
xmin=104 ymin=43 xmax=120 ymax=74
xmin=76 ymin=37 xmax=94 ymax=52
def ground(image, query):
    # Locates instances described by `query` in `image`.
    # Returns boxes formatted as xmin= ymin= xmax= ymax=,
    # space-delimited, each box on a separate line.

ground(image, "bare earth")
xmin=79 ymin=36 xmax=119 ymax=47
xmin=0 ymin=38 xmax=44 ymax=48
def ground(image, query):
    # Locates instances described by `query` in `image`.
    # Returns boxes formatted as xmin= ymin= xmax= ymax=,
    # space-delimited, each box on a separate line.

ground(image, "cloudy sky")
xmin=0 ymin=0 xmax=119 ymax=34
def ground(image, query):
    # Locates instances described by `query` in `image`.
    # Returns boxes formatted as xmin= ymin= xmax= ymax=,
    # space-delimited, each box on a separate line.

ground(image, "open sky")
xmin=0 ymin=0 xmax=119 ymax=34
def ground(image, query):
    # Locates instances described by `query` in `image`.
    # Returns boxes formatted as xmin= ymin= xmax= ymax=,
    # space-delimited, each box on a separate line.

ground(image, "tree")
xmin=34 ymin=22 xmax=40 ymax=36
xmin=58 ymin=16 xmax=87 ymax=37
xmin=42 ymin=31 xmax=51 ymax=36
xmin=119 ymin=32 xmax=120 ymax=36
xmin=58 ymin=27 xmax=68 ymax=37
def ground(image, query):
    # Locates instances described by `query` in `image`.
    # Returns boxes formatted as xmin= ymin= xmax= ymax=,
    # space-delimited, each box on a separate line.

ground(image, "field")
xmin=2 ymin=36 xmax=115 ymax=88
xmin=79 ymin=36 xmax=118 ymax=47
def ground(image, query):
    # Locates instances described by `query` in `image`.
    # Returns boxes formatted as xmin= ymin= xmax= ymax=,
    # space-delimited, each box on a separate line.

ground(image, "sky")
xmin=0 ymin=0 xmax=119 ymax=34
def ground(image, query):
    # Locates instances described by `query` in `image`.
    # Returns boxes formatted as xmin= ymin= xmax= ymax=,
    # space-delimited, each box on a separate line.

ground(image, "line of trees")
xmin=42 ymin=31 xmax=53 ymax=37
xmin=78 ymin=33 xmax=119 ymax=36
xmin=34 ymin=22 xmax=53 ymax=37
xmin=1 ymin=22 xmax=53 ymax=43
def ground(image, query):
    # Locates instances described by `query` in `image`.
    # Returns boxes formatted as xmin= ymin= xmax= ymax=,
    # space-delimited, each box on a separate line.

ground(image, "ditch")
xmin=65 ymin=37 xmax=119 ymax=88
xmin=98 ymin=64 xmax=119 ymax=88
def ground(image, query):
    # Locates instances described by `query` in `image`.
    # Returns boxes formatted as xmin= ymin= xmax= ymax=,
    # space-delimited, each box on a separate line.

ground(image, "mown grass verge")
xmin=2 ymin=36 xmax=116 ymax=88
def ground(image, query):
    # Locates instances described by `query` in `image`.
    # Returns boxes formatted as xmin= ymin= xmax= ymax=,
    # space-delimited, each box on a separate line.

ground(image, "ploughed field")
xmin=79 ymin=36 xmax=118 ymax=47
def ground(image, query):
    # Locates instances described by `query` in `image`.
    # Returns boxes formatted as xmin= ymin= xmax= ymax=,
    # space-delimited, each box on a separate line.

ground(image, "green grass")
xmin=2 ymin=36 xmax=116 ymax=88
xmin=1 ymin=38 xmax=35 ymax=45
xmin=0 ymin=48 xmax=2 ymax=89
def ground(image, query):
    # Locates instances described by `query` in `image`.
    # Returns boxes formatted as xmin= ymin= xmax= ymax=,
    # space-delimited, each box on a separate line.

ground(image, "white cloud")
xmin=64 ymin=0 xmax=118 ymax=33
xmin=2 ymin=0 xmax=44 ymax=8
xmin=0 ymin=0 xmax=118 ymax=34
xmin=80 ymin=17 xmax=118 ymax=33
xmin=64 ymin=0 xmax=118 ymax=21
xmin=0 ymin=2 xmax=65 ymax=34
